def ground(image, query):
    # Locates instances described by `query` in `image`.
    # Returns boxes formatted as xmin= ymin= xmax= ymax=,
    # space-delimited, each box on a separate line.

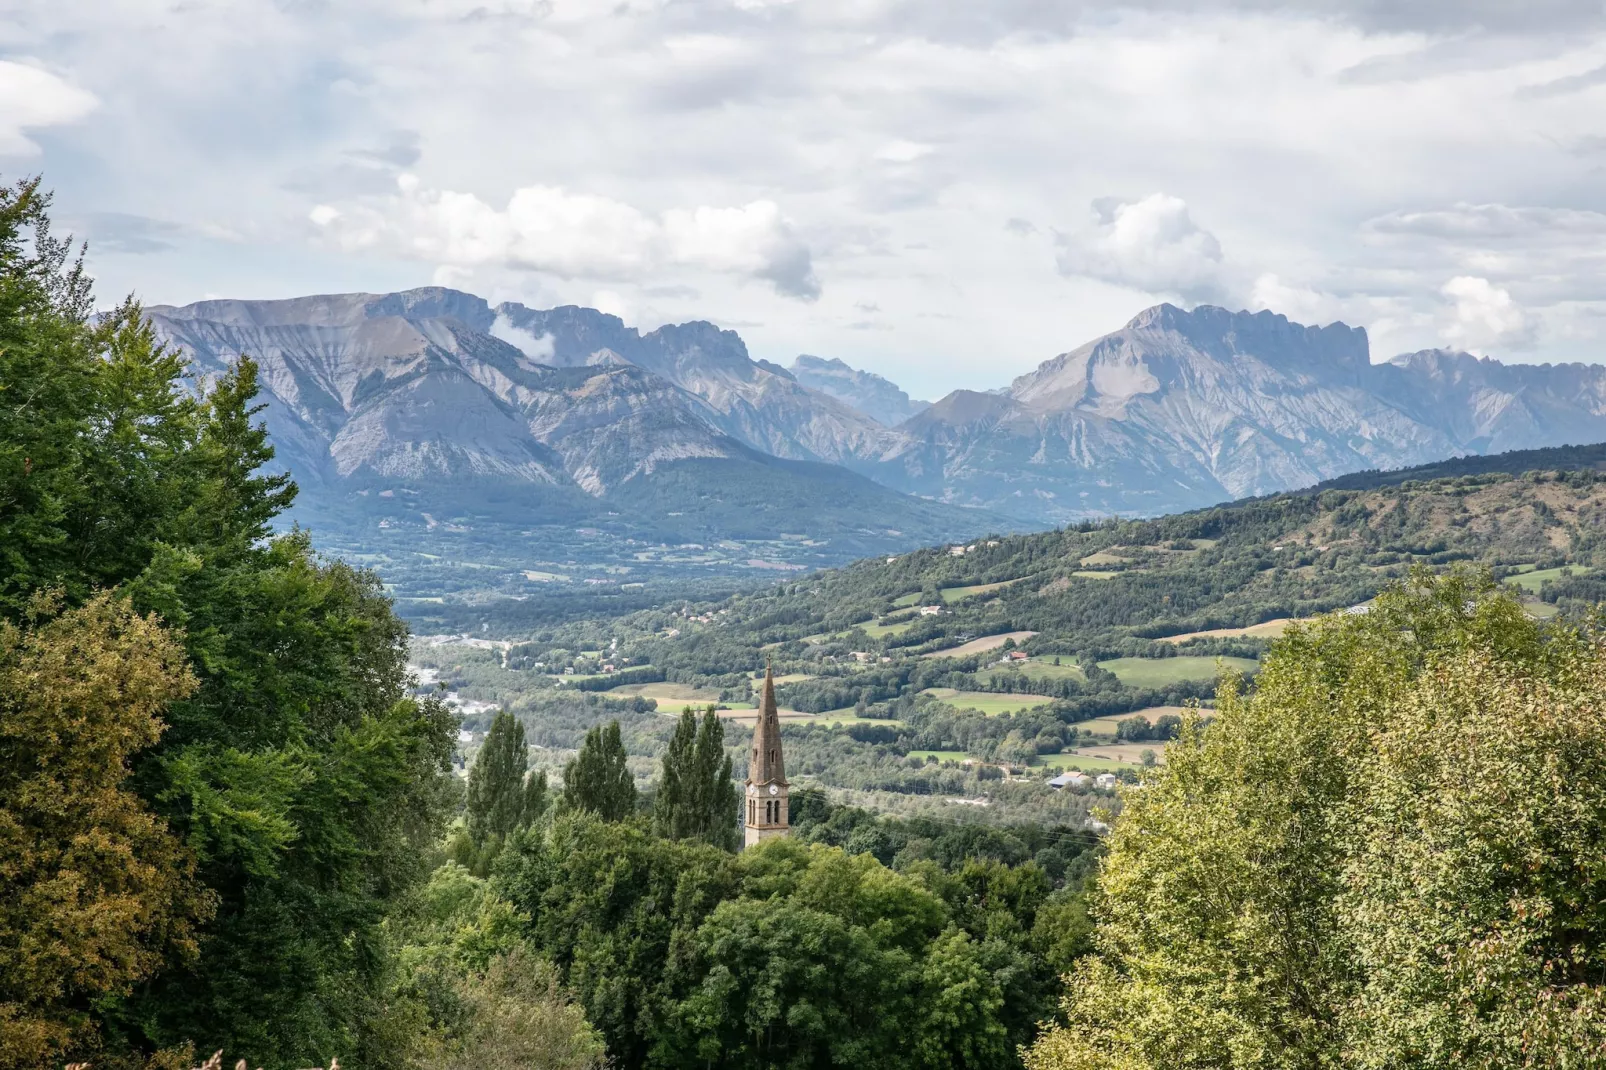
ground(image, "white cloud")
xmin=23 ymin=0 xmax=1606 ymax=389
xmin=1056 ymin=194 xmax=1228 ymax=302
xmin=0 ymin=61 xmax=96 ymax=156
xmin=489 ymin=313 xmax=556 ymax=360
xmin=874 ymin=140 xmax=934 ymax=163
xmin=313 ymin=177 xmax=818 ymax=300
xmin=1440 ymin=275 xmax=1536 ymax=352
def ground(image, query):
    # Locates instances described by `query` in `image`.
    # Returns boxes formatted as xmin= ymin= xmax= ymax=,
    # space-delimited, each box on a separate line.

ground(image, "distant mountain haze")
xmin=789 ymin=354 xmax=930 ymax=427
xmin=146 ymin=288 xmax=1606 ymax=554
xmin=145 ymin=288 xmax=1001 ymax=568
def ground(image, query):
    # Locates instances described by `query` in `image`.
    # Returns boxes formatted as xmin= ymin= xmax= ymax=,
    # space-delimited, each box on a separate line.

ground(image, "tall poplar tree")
xmin=466 ymin=712 xmax=532 ymax=843
xmin=453 ymin=712 xmax=548 ymax=874
xmin=655 ymin=706 xmax=738 ymax=850
xmin=562 ymin=722 xmax=636 ymax=821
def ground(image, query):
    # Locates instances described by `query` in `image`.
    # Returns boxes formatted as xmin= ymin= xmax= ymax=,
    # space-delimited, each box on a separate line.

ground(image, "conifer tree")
xmin=562 ymin=721 xmax=636 ymax=821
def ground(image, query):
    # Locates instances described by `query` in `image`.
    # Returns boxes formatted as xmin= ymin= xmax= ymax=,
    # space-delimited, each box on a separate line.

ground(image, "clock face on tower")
xmin=747 ymin=784 xmax=756 ymax=795
xmin=769 ymin=784 xmax=779 ymax=795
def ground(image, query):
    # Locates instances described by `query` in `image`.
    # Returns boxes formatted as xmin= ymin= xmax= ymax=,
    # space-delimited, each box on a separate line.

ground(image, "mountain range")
xmin=147 ymin=288 xmax=1606 ymax=576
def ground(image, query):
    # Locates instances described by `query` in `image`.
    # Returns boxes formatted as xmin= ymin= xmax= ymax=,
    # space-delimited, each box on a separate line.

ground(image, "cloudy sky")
xmin=7 ymin=0 xmax=1606 ymax=397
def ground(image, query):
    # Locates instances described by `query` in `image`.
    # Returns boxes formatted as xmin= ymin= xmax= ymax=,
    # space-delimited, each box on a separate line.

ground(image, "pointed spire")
xmin=749 ymin=664 xmax=786 ymax=786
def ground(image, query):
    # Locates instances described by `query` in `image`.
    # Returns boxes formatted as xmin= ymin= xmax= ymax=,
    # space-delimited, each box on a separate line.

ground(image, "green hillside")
xmin=418 ymin=452 xmax=1606 ymax=810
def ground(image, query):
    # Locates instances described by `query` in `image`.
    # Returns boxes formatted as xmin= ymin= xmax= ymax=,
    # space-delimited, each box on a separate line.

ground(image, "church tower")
xmin=744 ymin=666 xmax=789 ymax=848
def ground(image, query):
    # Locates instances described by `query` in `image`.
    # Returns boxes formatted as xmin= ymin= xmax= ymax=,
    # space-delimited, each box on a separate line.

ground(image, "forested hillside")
xmin=423 ymin=442 xmax=1606 ymax=816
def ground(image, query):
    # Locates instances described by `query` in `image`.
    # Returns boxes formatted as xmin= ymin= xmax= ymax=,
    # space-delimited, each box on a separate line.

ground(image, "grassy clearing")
xmin=908 ymin=750 xmax=969 ymax=763
xmin=1097 ymin=655 xmax=1259 ymax=687
xmin=922 ymin=630 xmax=1039 ymax=659
xmin=1072 ymin=570 xmax=1120 ymax=579
xmin=1074 ymin=706 xmax=1205 ymax=736
xmin=1509 ymin=566 xmax=1592 ymax=593
xmin=1079 ymin=551 xmax=1128 ymax=567
xmin=1072 ymin=743 xmax=1166 ymax=764
xmin=717 ymin=708 xmax=905 ymax=728
xmin=892 ymin=592 xmax=921 ymax=607
xmin=1523 ymin=599 xmax=1560 ymax=619
xmin=1005 ymin=660 xmax=1086 ymax=682
xmin=922 ymin=688 xmax=1054 ymax=716
xmin=1035 ymin=752 xmax=1137 ymax=772
xmin=1157 ymin=618 xmax=1294 ymax=643
xmin=860 ymin=618 xmax=919 ymax=639
xmin=611 ymin=681 xmax=726 ymax=705
xmin=940 ymin=580 xmax=1017 ymax=604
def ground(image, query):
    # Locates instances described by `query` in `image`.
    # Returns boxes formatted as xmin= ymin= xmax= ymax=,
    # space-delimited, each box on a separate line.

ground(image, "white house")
xmin=1094 ymin=772 xmax=1119 ymax=791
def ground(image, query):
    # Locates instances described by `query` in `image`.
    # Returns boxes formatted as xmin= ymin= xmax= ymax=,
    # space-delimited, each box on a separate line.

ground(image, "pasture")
xmin=1509 ymin=565 xmax=1593 ymax=593
xmin=941 ymin=580 xmax=1017 ymax=603
xmin=1157 ymin=617 xmax=1294 ymax=642
xmin=921 ymin=688 xmax=1054 ymax=716
xmin=1036 ymin=752 xmax=1138 ymax=772
xmin=1097 ymin=655 xmax=1258 ymax=687
xmin=921 ymin=630 xmax=1039 ymax=658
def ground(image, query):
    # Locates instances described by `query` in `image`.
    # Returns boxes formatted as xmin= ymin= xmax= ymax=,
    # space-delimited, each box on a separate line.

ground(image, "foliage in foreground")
xmin=0 ymin=177 xmax=457 ymax=1068
xmin=1026 ymin=571 xmax=1606 ymax=1070
xmin=0 ymin=594 xmax=213 ymax=1069
xmin=492 ymin=809 xmax=1093 ymax=1070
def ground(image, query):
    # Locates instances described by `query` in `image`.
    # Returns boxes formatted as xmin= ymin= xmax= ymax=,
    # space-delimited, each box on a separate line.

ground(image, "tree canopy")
xmin=1025 ymin=570 xmax=1606 ymax=1070
xmin=562 ymin=721 xmax=636 ymax=821
xmin=654 ymin=706 xmax=739 ymax=850
xmin=0 ymin=177 xmax=456 ymax=1068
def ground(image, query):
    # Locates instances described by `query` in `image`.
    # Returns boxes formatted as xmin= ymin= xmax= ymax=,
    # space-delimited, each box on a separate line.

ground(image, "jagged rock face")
xmin=874 ymin=303 xmax=1606 ymax=522
xmin=493 ymin=304 xmax=902 ymax=465
xmin=149 ymin=288 xmax=1606 ymax=533
xmin=146 ymin=288 xmax=742 ymax=496
xmin=789 ymin=354 xmax=929 ymax=428
xmin=1383 ymin=349 xmax=1606 ymax=455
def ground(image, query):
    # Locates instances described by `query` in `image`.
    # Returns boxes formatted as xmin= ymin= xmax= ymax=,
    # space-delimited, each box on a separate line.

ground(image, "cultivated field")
xmin=1097 ymin=655 xmax=1259 ymax=687
xmin=1157 ymin=618 xmax=1295 ymax=642
xmin=921 ymin=688 xmax=1055 ymax=716
xmin=922 ymin=630 xmax=1039 ymax=658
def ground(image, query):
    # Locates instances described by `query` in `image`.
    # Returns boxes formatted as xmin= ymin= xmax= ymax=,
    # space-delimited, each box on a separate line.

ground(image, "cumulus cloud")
xmin=489 ymin=314 xmax=556 ymax=360
xmin=0 ymin=61 xmax=96 ymax=156
xmin=1440 ymin=275 xmax=1536 ymax=352
xmin=312 ymin=177 xmax=819 ymax=300
xmin=1056 ymin=194 xmax=1228 ymax=302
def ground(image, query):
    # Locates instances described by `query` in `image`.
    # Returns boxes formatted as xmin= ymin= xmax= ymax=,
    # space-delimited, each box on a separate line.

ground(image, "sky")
xmin=7 ymin=0 xmax=1606 ymax=399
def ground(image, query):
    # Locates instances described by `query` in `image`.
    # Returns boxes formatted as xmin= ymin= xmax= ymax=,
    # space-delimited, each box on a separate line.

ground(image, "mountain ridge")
xmin=147 ymin=288 xmax=1606 ymax=560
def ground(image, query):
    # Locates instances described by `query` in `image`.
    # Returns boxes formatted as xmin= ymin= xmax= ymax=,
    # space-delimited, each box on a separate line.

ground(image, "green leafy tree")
xmin=385 ymin=864 xmax=602 ymax=1070
xmin=0 ymin=593 xmax=214 ymax=1069
xmin=654 ymin=707 xmax=737 ymax=850
xmin=494 ymin=812 xmax=741 ymax=1067
xmin=562 ymin=722 xmax=636 ymax=821
xmin=453 ymin=712 xmax=547 ymax=874
xmin=1025 ymin=570 xmax=1606 ymax=1070
xmin=0 ymin=178 xmax=457 ymax=1068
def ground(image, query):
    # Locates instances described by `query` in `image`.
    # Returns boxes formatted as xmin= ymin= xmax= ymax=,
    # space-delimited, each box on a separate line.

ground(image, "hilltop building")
xmin=744 ymin=666 xmax=789 ymax=848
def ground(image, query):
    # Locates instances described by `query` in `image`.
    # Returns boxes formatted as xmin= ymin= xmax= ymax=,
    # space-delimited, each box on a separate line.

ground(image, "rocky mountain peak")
xmin=789 ymin=354 xmax=929 ymax=427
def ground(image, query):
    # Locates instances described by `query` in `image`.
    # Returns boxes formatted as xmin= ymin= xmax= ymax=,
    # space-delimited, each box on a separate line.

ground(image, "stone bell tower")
xmin=744 ymin=666 xmax=789 ymax=848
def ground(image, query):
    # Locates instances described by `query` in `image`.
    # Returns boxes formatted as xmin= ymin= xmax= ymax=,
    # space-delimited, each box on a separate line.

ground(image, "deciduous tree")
xmin=0 ymin=593 xmax=214 ymax=1068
